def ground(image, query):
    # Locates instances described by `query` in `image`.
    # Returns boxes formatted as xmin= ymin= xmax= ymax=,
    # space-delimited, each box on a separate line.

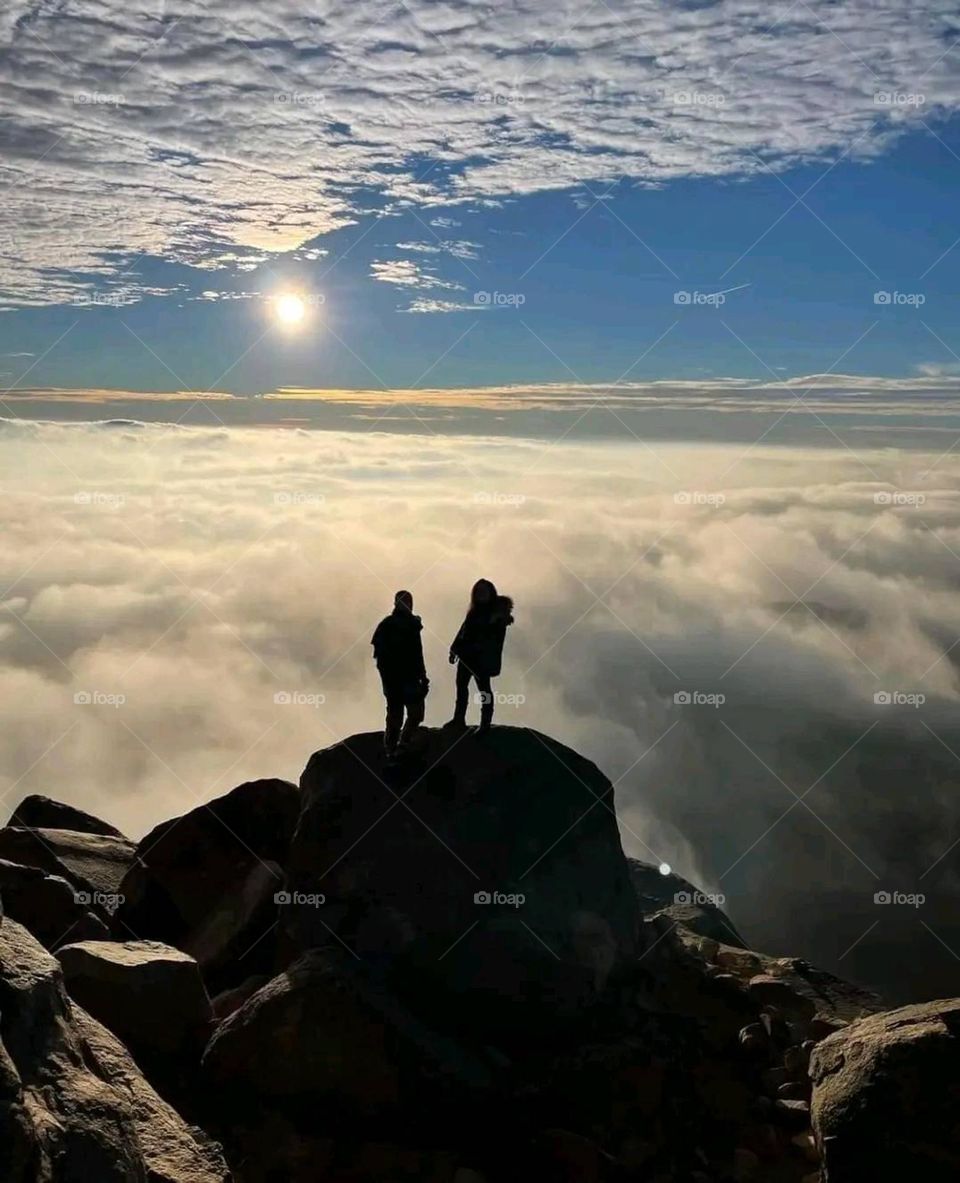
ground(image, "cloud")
xmin=3 ymin=417 xmax=960 ymax=1003
xmin=0 ymin=1 xmax=956 ymax=304
xmin=370 ymin=259 xmax=466 ymax=291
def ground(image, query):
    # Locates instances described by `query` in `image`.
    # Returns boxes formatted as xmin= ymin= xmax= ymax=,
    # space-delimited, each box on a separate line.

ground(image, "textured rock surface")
xmin=8 ymin=793 xmax=127 ymax=838
xmin=0 ymin=826 xmax=135 ymax=911
xmin=0 ymin=857 xmax=109 ymax=948
xmin=286 ymin=727 xmax=640 ymax=1037
xmin=0 ymin=918 xmax=229 ymax=1183
xmin=116 ymin=778 xmax=298 ymax=990
xmin=811 ymin=998 xmax=960 ymax=1182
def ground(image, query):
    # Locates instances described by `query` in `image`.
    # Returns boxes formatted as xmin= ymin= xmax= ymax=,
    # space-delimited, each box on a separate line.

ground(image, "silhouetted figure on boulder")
xmin=372 ymin=590 xmax=429 ymax=757
xmin=447 ymin=578 xmax=514 ymax=733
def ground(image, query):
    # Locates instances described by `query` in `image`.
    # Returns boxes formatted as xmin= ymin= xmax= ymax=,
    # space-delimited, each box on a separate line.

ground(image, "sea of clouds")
xmin=2 ymin=415 xmax=960 ymax=1001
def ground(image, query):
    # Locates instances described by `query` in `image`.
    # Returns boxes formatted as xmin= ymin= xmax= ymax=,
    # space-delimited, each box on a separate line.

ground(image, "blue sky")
xmin=0 ymin=1 xmax=958 ymax=396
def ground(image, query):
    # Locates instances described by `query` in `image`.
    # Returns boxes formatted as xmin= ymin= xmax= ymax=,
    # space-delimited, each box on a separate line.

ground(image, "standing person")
xmin=447 ymin=578 xmax=514 ymax=733
xmin=371 ymin=590 xmax=429 ymax=757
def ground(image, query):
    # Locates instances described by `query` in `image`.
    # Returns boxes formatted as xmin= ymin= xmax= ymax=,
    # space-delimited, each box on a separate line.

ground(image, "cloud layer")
xmin=1 ymin=0 xmax=957 ymax=303
xmin=2 ymin=416 xmax=960 ymax=1001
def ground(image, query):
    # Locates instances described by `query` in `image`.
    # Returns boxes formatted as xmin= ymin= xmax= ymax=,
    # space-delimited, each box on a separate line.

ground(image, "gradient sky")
xmin=1 ymin=1 xmax=959 ymax=395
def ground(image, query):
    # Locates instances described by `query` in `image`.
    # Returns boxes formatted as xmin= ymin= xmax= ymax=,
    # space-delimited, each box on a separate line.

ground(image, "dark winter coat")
xmin=450 ymin=596 xmax=514 ymax=677
xmin=372 ymin=610 xmax=427 ymax=688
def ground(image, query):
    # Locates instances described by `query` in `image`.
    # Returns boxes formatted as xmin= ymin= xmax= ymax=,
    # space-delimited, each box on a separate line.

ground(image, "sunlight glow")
xmin=275 ymin=293 xmax=307 ymax=327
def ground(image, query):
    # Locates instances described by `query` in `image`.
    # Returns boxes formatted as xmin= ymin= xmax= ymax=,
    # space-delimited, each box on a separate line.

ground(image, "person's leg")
xmin=383 ymin=682 xmax=403 ymax=752
xmin=400 ymin=692 xmax=424 ymax=745
xmin=452 ymin=661 xmax=472 ymax=725
xmin=476 ymin=674 xmax=494 ymax=732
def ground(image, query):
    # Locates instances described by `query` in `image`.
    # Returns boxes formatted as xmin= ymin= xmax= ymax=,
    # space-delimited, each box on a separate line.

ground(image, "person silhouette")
xmin=371 ymin=590 xmax=429 ymax=757
xmin=447 ymin=578 xmax=514 ymax=733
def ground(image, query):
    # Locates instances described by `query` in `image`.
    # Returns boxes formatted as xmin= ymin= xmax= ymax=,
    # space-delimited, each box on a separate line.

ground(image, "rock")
xmin=777 ymin=1080 xmax=810 ymax=1101
xmin=286 ymin=728 xmax=640 ymax=1037
xmin=809 ymin=1014 xmax=849 ymax=1041
xmin=791 ymin=1131 xmax=819 ymax=1163
xmin=629 ymin=857 xmax=746 ymax=947
xmin=716 ymin=946 xmax=762 ymax=978
xmin=57 ymin=939 xmax=211 ymax=1096
xmin=203 ymin=947 xmax=493 ymax=1110
xmin=749 ymin=975 xmax=817 ymax=1019
xmin=0 ymin=917 xmax=229 ymax=1182
xmin=757 ymin=958 xmax=883 ymax=1024
xmin=0 ymin=858 xmax=109 ymax=948
xmin=116 ymin=778 xmax=298 ymax=991
xmin=202 ymin=947 xmax=498 ymax=1175
xmin=784 ymin=1044 xmax=809 ymax=1076
xmin=733 ymin=1147 xmax=760 ymax=1180
xmin=9 ymin=793 xmax=126 ymax=838
xmin=811 ymin=998 xmax=960 ymax=1181
xmin=0 ymin=826 xmax=135 ymax=913
xmin=210 ymin=973 xmax=270 ymax=1021
xmin=774 ymin=1098 xmax=810 ymax=1129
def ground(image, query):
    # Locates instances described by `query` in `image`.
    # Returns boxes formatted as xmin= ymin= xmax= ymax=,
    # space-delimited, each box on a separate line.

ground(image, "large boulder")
xmin=202 ymin=948 xmax=497 ymax=1179
xmin=0 ymin=857 xmax=109 ymax=949
xmin=628 ymin=857 xmax=746 ymax=948
xmin=8 ymin=793 xmax=127 ymax=838
xmin=0 ymin=826 xmax=135 ymax=914
xmin=0 ymin=918 xmax=229 ymax=1182
xmin=285 ymin=727 xmax=640 ymax=1038
xmin=115 ymin=778 xmax=298 ymax=991
xmin=57 ymin=939 xmax=212 ymax=1098
xmin=811 ymin=998 xmax=960 ymax=1181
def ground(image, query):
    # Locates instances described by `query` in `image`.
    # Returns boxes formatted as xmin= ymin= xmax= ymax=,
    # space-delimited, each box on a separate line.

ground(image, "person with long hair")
xmin=447 ymin=578 xmax=514 ymax=733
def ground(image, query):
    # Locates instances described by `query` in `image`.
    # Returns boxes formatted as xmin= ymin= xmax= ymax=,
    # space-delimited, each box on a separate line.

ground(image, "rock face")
xmin=0 ymin=826 xmax=135 ymax=912
xmin=811 ymin=998 xmax=960 ymax=1181
xmin=0 ymin=857 xmax=109 ymax=948
xmin=0 ymin=918 xmax=229 ymax=1183
xmin=9 ymin=792 xmax=127 ymax=838
xmin=116 ymin=778 xmax=298 ymax=991
xmin=628 ymin=857 xmax=746 ymax=947
xmin=285 ymin=727 xmax=640 ymax=1037
xmin=57 ymin=939 xmax=212 ymax=1099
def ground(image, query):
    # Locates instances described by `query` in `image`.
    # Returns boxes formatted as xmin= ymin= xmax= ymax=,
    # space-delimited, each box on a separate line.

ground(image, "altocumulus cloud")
xmin=2 ymin=418 xmax=960 ymax=1000
xmin=0 ymin=0 xmax=957 ymax=304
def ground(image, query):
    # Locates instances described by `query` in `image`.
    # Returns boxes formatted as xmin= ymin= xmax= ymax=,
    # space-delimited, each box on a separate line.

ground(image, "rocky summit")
xmin=0 ymin=724 xmax=956 ymax=1182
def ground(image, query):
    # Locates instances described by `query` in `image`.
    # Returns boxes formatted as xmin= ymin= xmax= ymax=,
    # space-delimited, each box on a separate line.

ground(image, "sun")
xmin=274 ymin=293 xmax=307 ymax=327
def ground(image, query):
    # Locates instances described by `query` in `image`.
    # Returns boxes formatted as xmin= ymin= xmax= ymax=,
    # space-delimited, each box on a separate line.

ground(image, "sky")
xmin=2 ymin=1 xmax=960 ymax=1006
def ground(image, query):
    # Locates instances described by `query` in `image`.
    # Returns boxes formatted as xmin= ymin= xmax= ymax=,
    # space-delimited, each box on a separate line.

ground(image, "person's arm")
xmin=371 ymin=619 xmax=386 ymax=662
xmin=449 ymin=617 xmax=466 ymax=663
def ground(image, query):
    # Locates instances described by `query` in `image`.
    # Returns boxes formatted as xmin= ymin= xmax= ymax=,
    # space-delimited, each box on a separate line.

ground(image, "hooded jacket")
xmin=372 ymin=609 xmax=427 ymax=685
xmin=450 ymin=595 xmax=514 ymax=677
